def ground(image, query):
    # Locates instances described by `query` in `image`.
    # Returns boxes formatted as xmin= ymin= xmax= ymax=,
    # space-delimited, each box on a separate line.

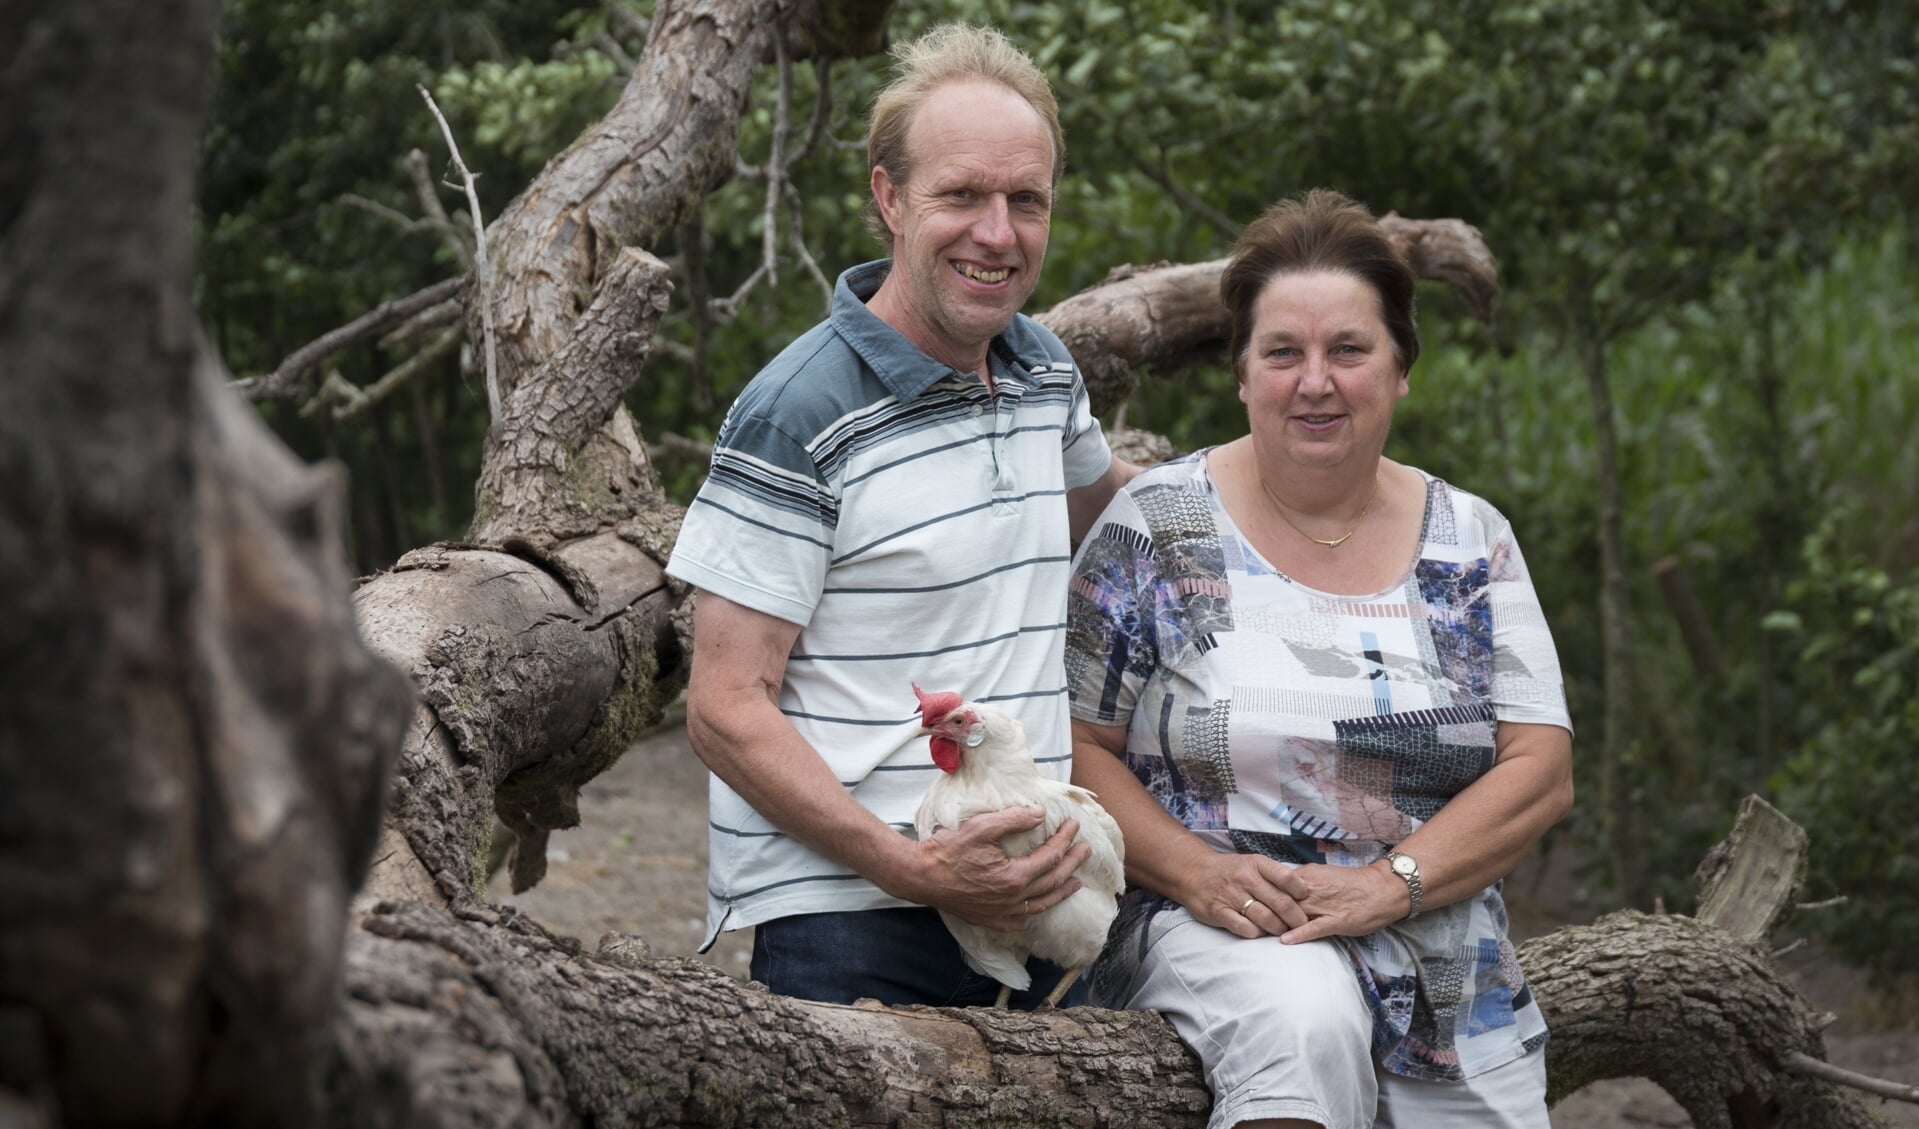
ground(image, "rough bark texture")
xmin=1524 ymin=913 xmax=1880 ymax=1129
xmin=328 ymin=900 xmax=1211 ymax=1129
xmin=371 ymin=0 xmax=807 ymax=910
xmin=1037 ymin=214 xmax=1500 ymax=418
xmin=0 ymin=1 xmax=414 ymax=1123
xmin=470 ymin=249 xmax=674 ymax=545
xmin=1696 ymin=794 xmax=1812 ymax=944
xmin=352 ymin=527 xmax=687 ymax=904
xmin=1520 ymin=796 xmax=1882 ymax=1129
xmin=477 ymin=0 xmax=774 ymax=400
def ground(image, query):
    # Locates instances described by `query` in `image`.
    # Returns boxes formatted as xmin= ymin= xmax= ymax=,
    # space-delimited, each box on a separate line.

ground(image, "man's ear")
xmin=871 ymin=165 xmax=903 ymax=240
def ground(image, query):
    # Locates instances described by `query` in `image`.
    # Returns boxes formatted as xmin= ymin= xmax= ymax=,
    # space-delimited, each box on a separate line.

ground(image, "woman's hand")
xmin=1180 ymin=852 xmax=1313 ymax=939
xmin=1278 ymin=860 xmax=1409 ymax=943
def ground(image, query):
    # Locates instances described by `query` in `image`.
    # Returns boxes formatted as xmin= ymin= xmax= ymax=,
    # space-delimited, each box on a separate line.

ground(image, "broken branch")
xmin=238 ymin=276 xmax=464 ymax=403
xmin=417 ymin=84 xmax=500 ymax=428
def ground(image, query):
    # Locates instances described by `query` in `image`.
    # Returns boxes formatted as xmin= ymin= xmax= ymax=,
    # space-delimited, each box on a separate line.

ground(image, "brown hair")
xmin=863 ymin=24 xmax=1065 ymax=242
xmin=1220 ymin=189 xmax=1420 ymax=376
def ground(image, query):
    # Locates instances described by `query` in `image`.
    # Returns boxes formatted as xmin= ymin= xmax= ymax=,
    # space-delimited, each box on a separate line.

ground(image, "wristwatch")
xmin=1384 ymin=851 xmax=1423 ymax=919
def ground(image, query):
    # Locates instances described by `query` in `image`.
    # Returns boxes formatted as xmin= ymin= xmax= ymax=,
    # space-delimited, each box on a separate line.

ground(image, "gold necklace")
xmin=1260 ymin=473 xmax=1380 ymax=549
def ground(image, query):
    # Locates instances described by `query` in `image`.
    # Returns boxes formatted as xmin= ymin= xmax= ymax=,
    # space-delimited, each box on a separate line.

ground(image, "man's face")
xmin=872 ymin=79 xmax=1055 ymax=369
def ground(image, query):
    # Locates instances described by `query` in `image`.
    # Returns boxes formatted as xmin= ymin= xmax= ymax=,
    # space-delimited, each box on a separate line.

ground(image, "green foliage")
xmin=1769 ymin=516 xmax=1919 ymax=976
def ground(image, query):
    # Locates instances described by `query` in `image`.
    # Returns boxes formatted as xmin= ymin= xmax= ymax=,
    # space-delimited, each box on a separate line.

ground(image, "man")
xmin=665 ymin=23 xmax=1134 ymax=1008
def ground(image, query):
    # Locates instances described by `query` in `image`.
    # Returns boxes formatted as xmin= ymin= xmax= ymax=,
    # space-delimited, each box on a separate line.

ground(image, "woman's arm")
xmin=1279 ymin=720 xmax=1574 ymax=943
xmin=1073 ymin=718 xmax=1311 ymax=938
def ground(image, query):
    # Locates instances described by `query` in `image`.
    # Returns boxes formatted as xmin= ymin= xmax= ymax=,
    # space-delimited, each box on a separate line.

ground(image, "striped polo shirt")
xmin=667 ymin=259 xmax=1115 ymax=946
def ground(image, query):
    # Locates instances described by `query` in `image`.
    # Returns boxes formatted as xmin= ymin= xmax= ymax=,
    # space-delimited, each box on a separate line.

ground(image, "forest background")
xmin=203 ymin=0 xmax=1918 ymax=981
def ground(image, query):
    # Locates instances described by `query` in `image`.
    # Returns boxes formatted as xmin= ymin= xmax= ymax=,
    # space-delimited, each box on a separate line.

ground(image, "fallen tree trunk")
xmin=330 ymin=900 xmax=1212 ymax=1128
xmin=1521 ymin=796 xmax=1880 ymax=1129
xmin=327 ymin=783 xmax=1888 ymax=1126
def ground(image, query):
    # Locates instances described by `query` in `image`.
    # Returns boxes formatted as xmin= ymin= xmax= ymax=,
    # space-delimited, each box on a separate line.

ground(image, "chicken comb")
xmin=912 ymin=683 xmax=963 ymax=728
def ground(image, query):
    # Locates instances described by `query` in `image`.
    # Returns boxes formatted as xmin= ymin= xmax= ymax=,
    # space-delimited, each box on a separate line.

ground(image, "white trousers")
xmin=1117 ymin=908 xmax=1549 ymax=1129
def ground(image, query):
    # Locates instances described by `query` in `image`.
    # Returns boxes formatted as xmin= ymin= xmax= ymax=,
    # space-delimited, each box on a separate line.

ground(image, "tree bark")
xmin=325 ymin=784 xmax=1887 ymax=1127
xmin=0 ymin=1 xmax=414 ymax=1123
xmin=329 ymin=900 xmax=1213 ymax=1129
xmin=362 ymin=0 xmax=802 ymax=909
xmin=1578 ymin=327 xmax=1643 ymax=901
xmin=1523 ymin=798 xmax=1878 ymax=1128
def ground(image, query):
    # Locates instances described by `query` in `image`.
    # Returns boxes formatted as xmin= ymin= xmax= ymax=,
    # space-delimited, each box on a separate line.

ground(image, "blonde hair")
xmin=864 ymin=24 xmax=1065 ymax=242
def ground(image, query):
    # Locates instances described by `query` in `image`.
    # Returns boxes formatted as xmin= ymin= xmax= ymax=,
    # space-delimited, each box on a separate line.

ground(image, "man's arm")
xmin=684 ymin=591 xmax=1090 ymax=933
xmin=1065 ymin=455 xmax=1141 ymax=542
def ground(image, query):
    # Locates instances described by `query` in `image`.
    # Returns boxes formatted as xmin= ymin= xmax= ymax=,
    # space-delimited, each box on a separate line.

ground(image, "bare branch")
xmin=377 ymin=298 xmax=463 ymax=353
xmin=782 ymin=181 xmax=832 ymax=311
xmin=652 ymin=337 xmax=696 ymax=365
xmin=592 ymin=29 xmax=637 ymax=74
xmin=678 ymin=210 xmax=716 ymax=413
xmin=403 ymin=149 xmax=474 ymax=269
xmin=1378 ymin=212 xmax=1500 ymax=325
xmin=1126 ymin=148 xmax=1242 ymax=239
xmin=301 ymin=370 xmax=361 ymax=419
xmin=1785 ymin=1052 xmax=1919 ymax=1104
xmin=417 ymin=84 xmax=499 ymax=427
xmin=339 ymin=193 xmax=428 ymax=232
xmin=236 ymin=276 xmax=465 ymax=402
xmin=759 ymin=27 xmax=792 ymax=288
xmin=647 ymin=430 xmax=715 ymax=465
xmin=1797 ymin=895 xmax=1850 ymax=911
xmin=604 ymin=0 xmax=652 ymax=45
xmin=783 ymin=59 xmax=834 ymax=168
xmin=331 ymin=324 xmax=464 ymax=424
xmin=710 ymin=262 xmax=771 ymax=320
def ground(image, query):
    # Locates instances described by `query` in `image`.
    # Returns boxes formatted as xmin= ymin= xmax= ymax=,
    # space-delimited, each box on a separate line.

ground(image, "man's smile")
xmin=955 ymin=262 xmax=1012 ymax=284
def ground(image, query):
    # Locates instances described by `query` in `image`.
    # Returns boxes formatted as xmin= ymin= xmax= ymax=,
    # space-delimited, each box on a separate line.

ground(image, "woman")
xmin=1065 ymin=189 xmax=1573 ymax=1129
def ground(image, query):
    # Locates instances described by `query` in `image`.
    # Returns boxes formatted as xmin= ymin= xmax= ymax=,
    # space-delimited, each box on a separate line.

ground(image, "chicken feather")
xmin=911 ymin=687 xmax=1125 ymax=1003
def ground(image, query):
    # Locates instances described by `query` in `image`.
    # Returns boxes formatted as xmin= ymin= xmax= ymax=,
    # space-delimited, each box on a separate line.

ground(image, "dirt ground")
xmin=489 ymin=711 xmax=1919 ymax=1128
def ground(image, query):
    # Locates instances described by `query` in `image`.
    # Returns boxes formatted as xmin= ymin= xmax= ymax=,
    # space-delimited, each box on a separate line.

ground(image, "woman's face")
xmin=1237 ymin=269 xmax=1408 ymax=472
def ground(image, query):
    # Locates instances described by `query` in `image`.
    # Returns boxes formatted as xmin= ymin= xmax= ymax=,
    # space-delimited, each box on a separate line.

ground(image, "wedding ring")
xmin=1240 ymin=897 xmax=1257 ymax=914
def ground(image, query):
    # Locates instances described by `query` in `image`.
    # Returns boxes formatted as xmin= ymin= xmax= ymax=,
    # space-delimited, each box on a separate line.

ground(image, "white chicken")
xmin=910 ymin=684 xmax=1125 ymax=1008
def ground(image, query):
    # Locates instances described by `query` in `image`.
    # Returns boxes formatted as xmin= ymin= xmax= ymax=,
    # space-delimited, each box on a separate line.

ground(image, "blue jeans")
xmin=750 ymin=906 xmax=1089 ymax=1009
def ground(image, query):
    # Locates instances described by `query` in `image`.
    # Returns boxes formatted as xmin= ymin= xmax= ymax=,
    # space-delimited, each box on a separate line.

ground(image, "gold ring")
xmin=1240 ymin=897 xmax=1256 ymax=914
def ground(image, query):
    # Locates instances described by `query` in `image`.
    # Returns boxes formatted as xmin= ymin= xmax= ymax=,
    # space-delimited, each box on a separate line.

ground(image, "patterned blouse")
xmin=1065 ymin=452 xmax=1572 ymax=1082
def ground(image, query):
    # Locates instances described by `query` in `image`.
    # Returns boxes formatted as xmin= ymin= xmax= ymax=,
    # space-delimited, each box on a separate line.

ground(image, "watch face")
xmin=1392 ymin=854 xmax=1417 ymax=876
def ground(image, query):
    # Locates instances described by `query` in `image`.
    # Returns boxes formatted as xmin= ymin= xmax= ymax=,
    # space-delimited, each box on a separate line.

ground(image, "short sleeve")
xmin=1065 ymin=490 xmax=1159 ymax=727
xmin=666 ymin=412 xmax=836 ymax=627
xmin=1486 ymin=521 xmax=1573 ymax=733
xmin=1059 ymin=367 xmax=1114 ymax=491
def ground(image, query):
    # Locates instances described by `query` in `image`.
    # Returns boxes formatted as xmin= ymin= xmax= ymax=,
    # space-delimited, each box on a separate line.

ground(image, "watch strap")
xmin=1385 ymin=851 xmax=1423 ymax=919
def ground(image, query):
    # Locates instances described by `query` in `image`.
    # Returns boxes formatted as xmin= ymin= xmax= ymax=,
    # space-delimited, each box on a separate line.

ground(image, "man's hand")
xmin=906 ymin=807 xmax=1089 ymax=932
